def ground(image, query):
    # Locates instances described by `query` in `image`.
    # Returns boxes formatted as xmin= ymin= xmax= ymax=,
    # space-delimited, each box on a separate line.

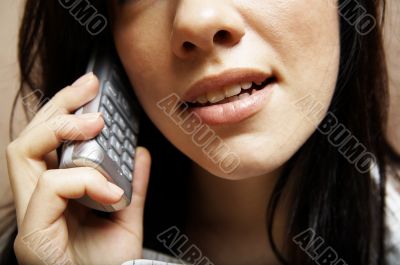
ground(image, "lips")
xmin=191 ymin=82 xmax=275 ymax=125
xmin=181 ymin=69 xmax=277 ymax=125
xmin=182 ymin=69 xmax=273 ymax=103
xmin=187 ymin=77 xmax=275 ymax=107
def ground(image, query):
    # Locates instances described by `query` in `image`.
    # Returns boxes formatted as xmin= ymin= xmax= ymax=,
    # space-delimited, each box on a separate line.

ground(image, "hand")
xmin=6 ymin=73 xmax=151 ymax=265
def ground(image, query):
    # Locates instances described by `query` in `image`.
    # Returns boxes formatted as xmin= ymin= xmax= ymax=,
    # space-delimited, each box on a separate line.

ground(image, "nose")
xmin=171 ymin=0 xmax=245 ymax=58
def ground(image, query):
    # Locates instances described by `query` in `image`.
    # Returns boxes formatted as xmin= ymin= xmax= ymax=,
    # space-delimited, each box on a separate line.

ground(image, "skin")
xmin=7 ymin=74 xmax=152 ymax=265
xmin=7 ymin=1 xmax=340 ymax=265
xmin=385 ymin=0 xmax=400 ymax=154
xmin=110 ymin=1 xmax=339 ymax=263
xmin=109 ymin=0 xmax=340 ymax=180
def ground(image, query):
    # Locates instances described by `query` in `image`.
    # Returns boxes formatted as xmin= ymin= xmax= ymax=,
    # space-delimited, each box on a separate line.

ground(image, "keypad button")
xmin=101 ymin=127 xmax=110 ymax=139
xmin=123 ymin=139 xmax=135 ymax=154
xmin=122 ymin=152 xmax=134 ymax=169
xmin=109 ymin=136 xmax=123 ymax=155
xmin=107 ymin=149 xmax=120 ymax=165
xmin=100 ymin=107 xmax=112 ymax=126
xmin=125 ymin=129 xmax=137 ymax=144
xmin=101 ymin=96 xmax=116 ymax=114
xmin=121 ymin=165 xmax=132 ymax=181
xmin=113 ymin=112 xmax=127 ymax=130
xmin=111 ymin=124 xmax=125 ymax=142
xmin=97 ymin=135 xmax=109 ymax=150
xmin=120 ymin=97 xmax=131 ymax=117
xmin=105 ymin=82 xmax=119 ymax=98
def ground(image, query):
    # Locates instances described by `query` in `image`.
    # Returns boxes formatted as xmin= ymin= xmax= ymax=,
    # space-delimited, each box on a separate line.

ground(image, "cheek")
xmin=249 ymin=0 xmax=340 ymax=113
xmin=217 ymin=1 xmax=341 ymax=177
xmin=113 ymin=16 xmax=192 ymax=157
xmin=244 ymin=0 xmax=340 ymax=80
xmin=112 ymin=6 xmax=175 ymax=112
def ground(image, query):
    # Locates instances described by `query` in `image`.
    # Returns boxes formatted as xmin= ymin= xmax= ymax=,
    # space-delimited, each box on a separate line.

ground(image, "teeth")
xmin=241 ymin=82 xmax=252 ymax=90
xmin=196 ymin=95 xmax=208 ymax=104
xmin=195 ymin=80 xmax=264 ymax=104
xmin=207 ymin=90 xmax=226 ymax=104
xmin=239 ymin=92 xmax=250 ymax=100
xmin=224 ymin=84 xmax=242 ymax=98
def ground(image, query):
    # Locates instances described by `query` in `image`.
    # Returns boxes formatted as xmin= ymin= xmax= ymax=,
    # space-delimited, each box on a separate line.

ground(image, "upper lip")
xmin=182 ymin=68 xmax=273 ymax=103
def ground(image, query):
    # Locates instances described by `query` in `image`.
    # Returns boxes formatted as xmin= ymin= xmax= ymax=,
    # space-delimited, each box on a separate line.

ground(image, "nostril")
xmin=183 ymin=41 xmax=196 ymax=51
xmin=213 ymin=30 xmax=231 ymax=43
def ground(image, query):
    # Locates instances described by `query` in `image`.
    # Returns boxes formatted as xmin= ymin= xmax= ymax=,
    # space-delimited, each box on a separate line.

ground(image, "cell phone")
xmin=59 ymin=46 xmax=140 ymax=212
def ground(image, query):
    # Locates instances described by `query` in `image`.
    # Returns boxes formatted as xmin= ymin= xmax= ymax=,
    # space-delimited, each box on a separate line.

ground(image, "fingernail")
xmin=135 ymin=147 xmax=143 ymax=159
xmin=80 ymin=112 xmax=102 ymax=121
xmin=72 ymin=72 xmax=94 ymax=87
xmin=108 ymin=182 xmax=124 ymax=197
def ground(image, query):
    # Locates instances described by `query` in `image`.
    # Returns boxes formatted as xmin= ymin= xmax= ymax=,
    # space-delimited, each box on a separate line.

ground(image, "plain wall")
xmin=0 ymin=0 xmax=26 ymax=248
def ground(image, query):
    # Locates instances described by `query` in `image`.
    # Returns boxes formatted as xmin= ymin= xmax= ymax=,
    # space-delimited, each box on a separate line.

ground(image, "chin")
xmin=193 ymin=150 xmax=286 ymax=181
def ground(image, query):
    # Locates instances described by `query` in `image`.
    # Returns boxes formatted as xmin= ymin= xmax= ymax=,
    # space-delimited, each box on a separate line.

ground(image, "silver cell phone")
xmin=59 ymin=47 xmax=140 ymax=212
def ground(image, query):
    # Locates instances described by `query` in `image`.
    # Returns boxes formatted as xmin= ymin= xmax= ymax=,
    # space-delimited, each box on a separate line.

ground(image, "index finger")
xmin=21 ymin=72 xmax=99 ymax=136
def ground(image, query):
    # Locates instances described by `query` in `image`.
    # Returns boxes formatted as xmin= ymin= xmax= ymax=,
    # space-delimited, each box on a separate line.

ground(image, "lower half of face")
xmin=111 ymin=0 xmax=340 ymax=180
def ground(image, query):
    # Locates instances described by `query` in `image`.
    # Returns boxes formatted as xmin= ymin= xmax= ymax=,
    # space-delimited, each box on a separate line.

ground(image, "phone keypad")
xmin=96 ymin=81 xmax=139 ymax=182
xmin=101 ymin=97 xmax=113 ymax=112
xmin=101 ymin=106 xmax=113 ymax=126
xmin=101 ymin=127 xmax=110 ymax=138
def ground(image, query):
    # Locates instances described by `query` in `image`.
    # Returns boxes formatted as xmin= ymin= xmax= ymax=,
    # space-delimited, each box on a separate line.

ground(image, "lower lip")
xmin=189 ymin=83 xmax=276 ymax=125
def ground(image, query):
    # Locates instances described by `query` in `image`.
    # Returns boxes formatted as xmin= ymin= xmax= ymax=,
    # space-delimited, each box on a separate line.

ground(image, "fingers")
xmin=11 ymin=72 xmax=104 ymax=158
xmin=7 ymin=73 xmax=104 ymax=227
xmin=22 ymin=167 xmax=124 ymax=232
xmin=113 ymin=147 xmax=151 ymax=230
xmin=22 ymin=72 xmax=100 ymax=135
xmin=7 ymin=113 xmax=104 ymax=227
xmin=131 ymin=147 xmax=152 ymax=202
xmin=14 ymin=112 xmax=104 ymax=158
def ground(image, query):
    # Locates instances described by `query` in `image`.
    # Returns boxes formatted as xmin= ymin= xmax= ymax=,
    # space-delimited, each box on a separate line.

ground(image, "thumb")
xmin=113 ymin=146 xmax=151 ymax=229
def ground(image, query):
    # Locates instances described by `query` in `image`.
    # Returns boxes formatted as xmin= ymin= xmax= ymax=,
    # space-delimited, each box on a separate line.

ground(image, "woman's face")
xmin=109 ymin=0 xmax=340 ymax=179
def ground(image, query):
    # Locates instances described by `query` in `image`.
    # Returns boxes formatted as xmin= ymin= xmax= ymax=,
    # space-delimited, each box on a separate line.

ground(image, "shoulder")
xmin=121 ymin=248 xmax=184 ymax=265
xmin=385 ymin=165 xmax=400 ymax=263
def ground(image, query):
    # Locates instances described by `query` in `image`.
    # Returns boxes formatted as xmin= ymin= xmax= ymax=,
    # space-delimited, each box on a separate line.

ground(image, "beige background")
xmin=0 ymin=0 xmax=399 ymax=246
xmin=0 ymin=0 xmax=26 ymax=249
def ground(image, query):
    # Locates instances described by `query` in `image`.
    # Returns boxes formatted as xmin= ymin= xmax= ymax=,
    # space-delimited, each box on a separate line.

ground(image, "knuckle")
xmin=46 ymin=114 xmax=81 ymax=140
xmin=52 ymin=89 xmax=67 ymax=106
xmin=38 ymin=170 xmax=56 ymax=189
xmin=13 ymin=234 xmax=26 ymax=257
xmin=84 ymin=167 xmax=101 ymax=182
xmin=40 ymin=97 xmax=65 ymax=119
xmin=46 ymin=115 xmax=70 ymax=139
xmin=46 ymin=114 xmax=69 ymax=130
xmin=6 ymin=142 xmax=16 ymax=157
xmin=52 ymin=86 xmax=76 ymax=110
xmin=84 ymin=167 xmax=105 ymax=186
xmin=6 ymin=140 xmax=21 ymax=160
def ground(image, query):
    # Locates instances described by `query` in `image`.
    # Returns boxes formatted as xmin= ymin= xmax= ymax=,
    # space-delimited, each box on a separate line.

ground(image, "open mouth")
xmin=187 ymin=76 xmax=277 ymax=108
